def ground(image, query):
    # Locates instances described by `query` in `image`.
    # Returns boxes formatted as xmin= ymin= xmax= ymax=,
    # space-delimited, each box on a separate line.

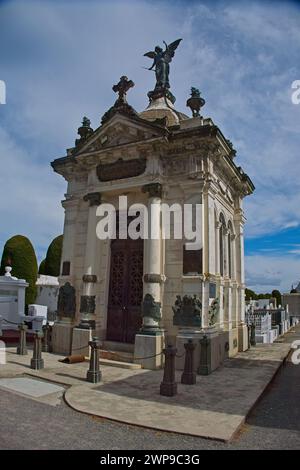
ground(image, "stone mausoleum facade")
xmin=51 ymin=72 xmax=254 ymax=371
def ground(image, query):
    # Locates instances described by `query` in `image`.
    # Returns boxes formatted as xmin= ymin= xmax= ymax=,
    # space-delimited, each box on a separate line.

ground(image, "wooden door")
xmin=107 ymin=238 xmax=143 ymax=343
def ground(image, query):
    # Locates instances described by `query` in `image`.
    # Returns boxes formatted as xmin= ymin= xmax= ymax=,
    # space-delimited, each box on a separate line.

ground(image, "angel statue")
xmin=144 ymin=39 xmax=182 ymax=102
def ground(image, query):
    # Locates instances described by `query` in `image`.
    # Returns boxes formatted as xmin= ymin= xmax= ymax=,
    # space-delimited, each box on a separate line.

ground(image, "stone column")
xmin=231 ymin=281 xmax=239 ymax=328
xmin=60 ymin=198 xmax=79 ymax=281
xmin=234 ymin=206 xmax=248 ymax=351
xmin=134 ymin=183 xmax=164 ymax=370
xmin=141 ymin=183 xmax=163 ymax=334
xmin=218 ymin=283 xmax=224 ymax=329
xmin=72 ymin=192 xmax=101 ymax=357
xmin=215 ymin=221 xmax=221 ymax=275
xmin=224 ymin=280 xmax=232 ymax=330
xmin=78 ymin=192 xmax=101 ymax=329
xmin=201 ymin=187 xmax=210 ymax=328
xmin=224 ymin=227 xmax=229 ymax=278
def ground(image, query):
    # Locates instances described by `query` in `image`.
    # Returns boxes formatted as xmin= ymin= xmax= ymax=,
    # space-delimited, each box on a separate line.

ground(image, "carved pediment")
xmin=74 ymin=114 xmax=164 ymax=156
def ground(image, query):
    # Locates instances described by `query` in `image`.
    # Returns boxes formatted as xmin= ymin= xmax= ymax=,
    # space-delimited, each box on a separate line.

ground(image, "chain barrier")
xmin=2 ymin=318 xmax=21 ymax=326
xmin=70 ymin=343 xmax=164 ymax=361
xmin=70 ymin=344 xmax=91 ymax=352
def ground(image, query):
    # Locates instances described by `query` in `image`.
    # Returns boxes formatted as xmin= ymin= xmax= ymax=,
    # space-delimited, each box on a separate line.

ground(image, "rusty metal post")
xmin=247 ymin=324 xmax=251 ymax=349
xmin=250 ymin=322 xmax=256 ymax=346
xmin=198 ymin=335 xmax=211 ymax=375
xmin=42 ymin=322 xmax=51 ymax=352
xmin=17 ymin=322 xmax=28 ymax=355
xmin=30 ymin=331 xmax=44 ymax=369
xmin=181 ymin=339 xmax=196 ymax=385
xmin=86 ymin=337 xmax=102 ymax=383
xmin=160 ymin=344 xmax=177 ymax=397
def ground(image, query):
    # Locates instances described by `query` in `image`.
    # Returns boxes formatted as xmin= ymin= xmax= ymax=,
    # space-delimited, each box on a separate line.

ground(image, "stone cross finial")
xmin=112 ymin=76 xmax=134 ymax=104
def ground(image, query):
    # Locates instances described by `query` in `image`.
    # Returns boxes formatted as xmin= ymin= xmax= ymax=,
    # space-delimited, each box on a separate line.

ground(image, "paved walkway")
xmin=0 ymin=333 xmax=294 ymax=442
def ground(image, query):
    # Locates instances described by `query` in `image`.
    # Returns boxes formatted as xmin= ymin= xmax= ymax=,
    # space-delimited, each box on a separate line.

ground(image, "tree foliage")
xmin=44 ymin=235 xmax=63 ymax=277
xmin=0 ymin=235 xmax=38 ymax=305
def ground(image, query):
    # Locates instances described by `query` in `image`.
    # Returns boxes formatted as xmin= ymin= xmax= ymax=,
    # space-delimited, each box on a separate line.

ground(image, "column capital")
xmin=142 ymin=182 xmax=162 ymax=198
xmin=83 ymin=192 xmax=101 ymax=206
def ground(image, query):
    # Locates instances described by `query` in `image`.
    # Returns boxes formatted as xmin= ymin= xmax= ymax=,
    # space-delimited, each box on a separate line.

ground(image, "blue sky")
xmin=0 ymin=0 xmax=299 ymax=293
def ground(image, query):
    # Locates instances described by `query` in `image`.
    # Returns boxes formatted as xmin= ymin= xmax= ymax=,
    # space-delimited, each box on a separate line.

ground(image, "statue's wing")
xmin=164 ymin=38 xmax=182 ymax=63
xmin=143 ymin=51 xmax=156 ymax=59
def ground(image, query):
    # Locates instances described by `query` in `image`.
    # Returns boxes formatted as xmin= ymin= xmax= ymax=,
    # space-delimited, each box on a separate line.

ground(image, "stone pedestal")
xmin=0 ymin=267 xmax=28 ymax=330
xmin=197 ymin=327 xmax=229 ymax=375
xmin=238 ymin=323 xmax=249 ymax=351
xmin=139 ymin=96 xmax=182 ymax=127
xmin=72 ymin=327 xmax=94 ymax=357
xmin=228 ymin=327 xmax=239 ymax=357
xmin=52 ymin=321 xmax=73 ymax=355
xmin=134 ymin=333 xmax=164 ymax=370
xmin=175 ymin=329 xmax=202 ymax=371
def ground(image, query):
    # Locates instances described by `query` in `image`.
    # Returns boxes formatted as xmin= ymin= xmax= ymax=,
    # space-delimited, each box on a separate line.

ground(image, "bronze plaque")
xmin=96 ymin=158 xmax=146 ymax=182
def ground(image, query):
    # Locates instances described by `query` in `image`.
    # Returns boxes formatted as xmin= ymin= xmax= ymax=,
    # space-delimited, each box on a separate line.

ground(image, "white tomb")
xmin=0 ymin=266 xmax=28 ymax=330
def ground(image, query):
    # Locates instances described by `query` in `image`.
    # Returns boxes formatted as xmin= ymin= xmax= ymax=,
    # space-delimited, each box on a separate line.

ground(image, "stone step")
xmin=101 ymin=341 xmax=134 ymax=353
xmin=100 ymin=358 xmax=141 ymax=370
xmin=100 ymin=348 xmax=134 ymax=364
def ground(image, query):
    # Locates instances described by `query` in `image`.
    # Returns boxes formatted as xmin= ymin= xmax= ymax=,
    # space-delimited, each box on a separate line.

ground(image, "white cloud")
xmin=246 ymin=253 xmax=300 ymax=293
xmin=0 ymin=0 xmax=300 ymax=276
xmin=0 ymin=126 xmax=65 ymax=261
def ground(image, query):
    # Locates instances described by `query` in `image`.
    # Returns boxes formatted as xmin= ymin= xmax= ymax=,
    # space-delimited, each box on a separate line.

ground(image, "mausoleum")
xmin=51 ymin=41 xmax=254 ymax=370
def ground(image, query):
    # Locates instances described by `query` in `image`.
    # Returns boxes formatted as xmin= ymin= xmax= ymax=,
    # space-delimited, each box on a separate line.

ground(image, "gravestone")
xmin=52 ymin=282 xmax=76 ymax=355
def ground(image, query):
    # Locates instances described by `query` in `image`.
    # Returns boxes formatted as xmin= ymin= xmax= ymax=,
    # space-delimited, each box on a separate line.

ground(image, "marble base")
xmin=72 ymin=327 xmax=94 ymax=358
xmin=134 ymin=333 xmax=164 ymax=370
xmin=228 ymin=328 xmax=239 ymax=358
xmin=197 ymin=328 xmax=229 ymax=375
xmin=238 ymin=324 xmax=249 ymax=352
xmin=52 ymin=322 xmax=73 ymax=356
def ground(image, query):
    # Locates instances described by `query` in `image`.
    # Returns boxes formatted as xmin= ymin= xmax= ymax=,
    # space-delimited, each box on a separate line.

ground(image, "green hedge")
xmin=0 ymin=235 xmax=38 ymax=306
xmin=38 ymin=259 xmax=46 ymax=275
xmin=44 ymin=235 xmax=63 ymax=277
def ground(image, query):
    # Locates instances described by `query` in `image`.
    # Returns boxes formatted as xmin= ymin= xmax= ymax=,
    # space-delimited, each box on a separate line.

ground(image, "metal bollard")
xmin=250 ymin=322 xmax=256 ymax=346
xmin=42 ymin=322 xmax=51 ymax=353
xmin=160 ymin=344 xmax=177 ymax=397
xmin=86 ymin=337 xmax=102 ymax=383
xmin=247 ymin=324 xmax=251 ymax=349
xmin=17 ymin=322 xmax=28 ymax=355
xmin=198 ymin=335 xmax=211 ymax=375
xmin=181 ymin=339 xmax=196 ymax=385
xmin=30 ymin=331 xmax=44 ymax=369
